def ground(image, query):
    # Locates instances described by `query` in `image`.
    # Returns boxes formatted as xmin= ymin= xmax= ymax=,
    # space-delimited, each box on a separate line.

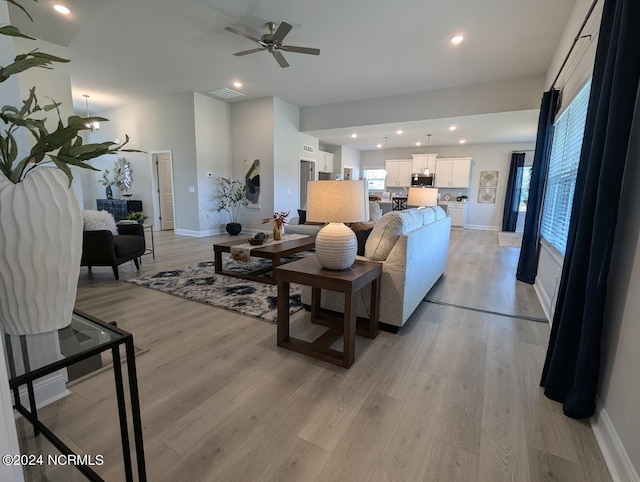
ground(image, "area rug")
xmin=125 ymin=256 xmax=307 ymax=323
xmin=498 ymin=232 xmax=523 ymax=247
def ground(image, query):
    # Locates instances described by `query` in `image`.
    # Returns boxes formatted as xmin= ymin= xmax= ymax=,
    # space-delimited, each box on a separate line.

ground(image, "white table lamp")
xmin=307 ymin=180 xmax=366 ymax=270
xmin=407 ymin=187 xmax=439 ymax=208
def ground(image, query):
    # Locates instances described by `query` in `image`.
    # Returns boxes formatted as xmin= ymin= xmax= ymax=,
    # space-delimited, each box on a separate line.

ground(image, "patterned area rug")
xmin=126 ymin=256 xmax=308 ymax=323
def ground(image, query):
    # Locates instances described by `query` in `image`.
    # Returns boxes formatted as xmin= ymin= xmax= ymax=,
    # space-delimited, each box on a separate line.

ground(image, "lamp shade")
xmin=306 ymin=181 xmax=367 ymax=223
xmin=306 ymin=180 xmax=367 ymax=270
xmin=407 ymin=187 xmax=438 ymax=207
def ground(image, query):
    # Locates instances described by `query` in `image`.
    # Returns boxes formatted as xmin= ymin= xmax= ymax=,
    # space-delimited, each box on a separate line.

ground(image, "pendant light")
xmin=424 ymin=134 xmax=432 ymax=176
xmin=83 ymin=94 xmax=100 ymax=131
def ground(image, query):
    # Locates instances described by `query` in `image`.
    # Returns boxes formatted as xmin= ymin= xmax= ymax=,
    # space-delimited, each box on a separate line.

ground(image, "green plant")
xmin=213 ymin=177 xmax=249 ymax=223
xmin=126 ymin=211 xmax=148 ymax=222
xmin=0 ymin=0 xmax=138 ymax=186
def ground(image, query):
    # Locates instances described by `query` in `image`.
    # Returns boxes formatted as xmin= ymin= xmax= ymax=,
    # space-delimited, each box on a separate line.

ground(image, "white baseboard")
xmin=11 ymin=370 xmax=70 ymax=411
xmin=591 ymin=397 xmax=640 ymax=482
xmin=533 ymin=280 xmax=552 ymax=322
xmin=465 ymin=224 xmax=500 ymax=231
xmin=175 ymin=228 xmax=224 ymax=237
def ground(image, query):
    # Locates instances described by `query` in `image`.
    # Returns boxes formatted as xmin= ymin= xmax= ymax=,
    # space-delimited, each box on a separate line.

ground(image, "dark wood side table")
xmin=276 ymin=256 xmax=382 ymax=368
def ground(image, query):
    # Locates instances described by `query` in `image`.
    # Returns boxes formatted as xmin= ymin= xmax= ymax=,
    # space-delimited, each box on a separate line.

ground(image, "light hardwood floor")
xmin=16 ymin=228 xmax=611 ymax=481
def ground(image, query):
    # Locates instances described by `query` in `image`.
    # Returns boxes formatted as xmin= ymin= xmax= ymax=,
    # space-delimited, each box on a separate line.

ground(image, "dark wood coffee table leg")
xmin=277 ymin=280 xmax=290 ymax=344
xmin=214 ymin=248 xmax=223 ymax=273
xmin=343 ymin=291 xmax=358 ymax=368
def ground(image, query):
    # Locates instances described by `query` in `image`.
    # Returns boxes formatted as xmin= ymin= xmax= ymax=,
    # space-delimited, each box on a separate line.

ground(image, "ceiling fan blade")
xmin=225 ymin=26 xmax=263 ymax=44
xmin=233 ymin=47 xmax=267 ymax=56
xmin=272 ymin=50 xmax=289 ymax=68
xmin=271 ymin=21 xmax=292 ymax=43
xmin=281 ymin=45 xmax=321 ymax=56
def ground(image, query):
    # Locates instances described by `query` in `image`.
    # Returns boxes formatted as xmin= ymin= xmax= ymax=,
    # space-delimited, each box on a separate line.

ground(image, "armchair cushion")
xmin=82 ymin=209 xmax=119 ymax=236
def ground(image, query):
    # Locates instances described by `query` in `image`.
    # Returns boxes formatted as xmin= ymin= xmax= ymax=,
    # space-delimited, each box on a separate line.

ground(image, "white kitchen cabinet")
xmin=385 ymin=160 xmax=413 ymax=188
xmin=434 ymin=157 xmax=471 ymax=188
xmin=318 ymin=151 xmax=334 ymax=173
xmin=441 ymin=202 xmax=468 ymax=228
xmin=412 ymin=153 xmax=437 ymax=175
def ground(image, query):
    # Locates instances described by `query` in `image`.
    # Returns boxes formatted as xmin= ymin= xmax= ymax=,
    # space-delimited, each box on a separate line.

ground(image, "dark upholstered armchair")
xmin=81 ymin=223 xmax=146 ymax=280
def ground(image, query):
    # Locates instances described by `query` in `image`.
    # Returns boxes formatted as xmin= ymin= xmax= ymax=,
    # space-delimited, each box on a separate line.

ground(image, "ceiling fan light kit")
xmin=225 ymin=21 xmax=320 ymax=68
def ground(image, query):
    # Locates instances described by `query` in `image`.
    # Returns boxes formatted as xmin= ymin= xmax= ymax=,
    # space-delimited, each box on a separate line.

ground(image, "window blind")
xmin=541 ymin=78 xmax=592 ymax=254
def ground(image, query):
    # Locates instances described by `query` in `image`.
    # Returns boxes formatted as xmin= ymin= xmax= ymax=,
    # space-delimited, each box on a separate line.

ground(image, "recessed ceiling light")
xmin=376 ymin=144 xmax=382 ymax=149
xmin=450 ymin=35 xmax=464 ymax=45
xmin=459 ymin=139 xmax=466 ymax=144
xmin=232 ymin=81 xmax=243 ymax=88
xmin=351 ymin=133 xmax=358 ymax=139
xmin=52 ymin=4 xmax=71 ymax=15
xmin=415 ymin=142 xmax=421 ymax=146
xmin=448 ymin=125 xmax=457 ymax=131
xmin=396 ymin=130 xmax=403 ymax=135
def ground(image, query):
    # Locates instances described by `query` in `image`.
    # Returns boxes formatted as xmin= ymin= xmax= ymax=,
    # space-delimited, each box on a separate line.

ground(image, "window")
xmin=363 ymin=168 xmax=387 ymax=191
xmin=541 ymin=79 xmax=592 ymax=254
xmin=518 ymin=166 xmax=533 ymax=212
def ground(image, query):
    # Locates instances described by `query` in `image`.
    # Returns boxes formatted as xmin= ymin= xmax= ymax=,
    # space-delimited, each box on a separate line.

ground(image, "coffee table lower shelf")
xmin=276 ymin=256 xmax=382 ymax=368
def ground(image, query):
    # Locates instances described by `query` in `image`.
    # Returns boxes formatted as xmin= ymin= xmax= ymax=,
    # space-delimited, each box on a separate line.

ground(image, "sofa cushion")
xmin=297 ymin=209 xmax=307 ymax=224
xmin=434 ymin=205 xmax=447 ymax=220
xmin=420 ymin=207 xmax=436 ymax=225
xmin=83 ymin=210 xmax=118 ymax=236
xmin=365 ymin=209 xmax=423 ymax=261
xmin=354 ymin=228 xmax=373 ymax=256
xmin=369 ymin=201 xmax=383 ymax=222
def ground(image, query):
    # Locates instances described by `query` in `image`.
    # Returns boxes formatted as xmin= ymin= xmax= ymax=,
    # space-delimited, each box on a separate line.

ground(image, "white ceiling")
xmin=7 ymin=0 xmax=576 ymax=149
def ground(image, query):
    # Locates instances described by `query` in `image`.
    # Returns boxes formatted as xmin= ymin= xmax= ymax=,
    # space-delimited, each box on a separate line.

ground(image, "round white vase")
xmin=0 ymin=168 xmax=82 ymax=335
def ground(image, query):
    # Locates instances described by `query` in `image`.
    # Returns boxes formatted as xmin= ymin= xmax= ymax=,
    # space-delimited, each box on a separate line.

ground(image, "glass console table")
xmin=5 ymin=310 xmax=146 ymax=481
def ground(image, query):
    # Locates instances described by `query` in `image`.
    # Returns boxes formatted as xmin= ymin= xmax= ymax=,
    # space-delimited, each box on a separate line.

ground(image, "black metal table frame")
xmin=5 ymin=310 xmax=146 ymax=481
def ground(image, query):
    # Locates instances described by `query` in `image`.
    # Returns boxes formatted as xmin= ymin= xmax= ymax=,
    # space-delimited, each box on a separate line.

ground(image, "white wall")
xmin=81 ymin=92 xmax=200 ymax=232
xmin=301 ymin=75 xmax=544 ymax=132
xmin=338 ymin=146 xmax=362 ymax=180
xmin=230 ymin=97 xmax=275 ymax=229
xmin=194 ymin=92 xmax=232 ymax=233
xmin=273 ymin=98 xmax=303 ymax=216
xmin=361 ymin=142 xmax=534 ymax=230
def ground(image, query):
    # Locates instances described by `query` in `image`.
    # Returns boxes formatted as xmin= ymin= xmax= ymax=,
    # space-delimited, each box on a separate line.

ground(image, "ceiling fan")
xmin=225 ymin=21 xmax=320 ymax=68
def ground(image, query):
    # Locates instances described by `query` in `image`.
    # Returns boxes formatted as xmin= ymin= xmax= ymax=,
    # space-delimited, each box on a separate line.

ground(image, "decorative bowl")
xmin=249 ymin=238 xmax=265 ymax=245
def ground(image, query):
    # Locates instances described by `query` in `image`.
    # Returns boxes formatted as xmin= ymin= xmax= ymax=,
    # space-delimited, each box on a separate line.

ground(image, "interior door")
xmin=158 ymin=154 xmax=175 ymax=230
xmin=300 ymin=160 xmax=314 ymax=208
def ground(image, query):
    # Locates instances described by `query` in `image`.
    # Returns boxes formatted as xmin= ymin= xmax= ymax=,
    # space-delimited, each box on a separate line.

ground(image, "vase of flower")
xmin=106 ymin=185 xmax=113 ymax=199
xmin=273 ymin=220 xmax=282 ymax=240
xmin=263 ymin=211 xmax=289 ymax=241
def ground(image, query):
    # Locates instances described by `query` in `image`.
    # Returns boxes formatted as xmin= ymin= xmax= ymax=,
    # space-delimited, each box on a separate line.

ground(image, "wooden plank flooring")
xmin=16 ymin=228 xmax=611 ymax=481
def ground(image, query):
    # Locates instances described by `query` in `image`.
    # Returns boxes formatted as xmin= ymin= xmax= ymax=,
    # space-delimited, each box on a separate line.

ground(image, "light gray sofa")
xmin=285 ymin=201 xmax=383 ymax=237
xmin=301 ymin=206 xmax=451 ymax=329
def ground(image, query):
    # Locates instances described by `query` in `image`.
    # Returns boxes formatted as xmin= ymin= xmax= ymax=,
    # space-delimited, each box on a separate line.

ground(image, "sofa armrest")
xmin=82 ymin=230 xmax=117 ymax=264
xmin=117 ymin=223 xmax=144 ymax=236
xmin=288 ymin=216 xmax=301 ymax=226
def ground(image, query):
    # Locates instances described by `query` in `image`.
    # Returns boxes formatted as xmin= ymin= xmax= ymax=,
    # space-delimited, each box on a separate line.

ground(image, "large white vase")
xmin=0 ymin=168 xmax=82 ymax=335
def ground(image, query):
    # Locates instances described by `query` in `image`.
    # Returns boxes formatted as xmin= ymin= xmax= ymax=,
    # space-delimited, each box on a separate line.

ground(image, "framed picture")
xmin=478 ymin=187 xmax=497 ymax=204
xmin=244 ymin=159 xmax=260 ymax=209
xmin=479 ymin=171 xmax=499 ymax=187
xmin=381 ymin=191 xmax=391 ymax=202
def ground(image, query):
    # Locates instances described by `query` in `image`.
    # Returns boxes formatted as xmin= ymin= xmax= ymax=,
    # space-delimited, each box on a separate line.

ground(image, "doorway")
xmin=343 ymin=166 xmax=354 ymax=180
xmin=151 ymin=151 xmax=175 ymax=231
xmin=299 ymin=159 xmax=315 ymax=208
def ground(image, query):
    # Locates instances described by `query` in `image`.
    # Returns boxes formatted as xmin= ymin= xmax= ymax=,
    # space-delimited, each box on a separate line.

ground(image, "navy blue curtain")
xmin=541 ymin=0 xmax=640 ymax=419
xmin=516 ymin=90 xmax=559 ymax=283
xmin=501 ymin=152 xmax=526 ymax=232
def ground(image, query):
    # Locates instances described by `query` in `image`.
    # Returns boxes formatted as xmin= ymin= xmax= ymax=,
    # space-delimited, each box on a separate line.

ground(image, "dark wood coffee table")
xmin=276 ymin=256 xmax=382 ymax=368
xmin=213 ymin=236 xmax=315 ymax=285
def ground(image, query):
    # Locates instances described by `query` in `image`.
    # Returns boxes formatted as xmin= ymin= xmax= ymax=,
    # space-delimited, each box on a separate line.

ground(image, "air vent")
xmin=303 ymin=144 xmax=314 ymax=154
xmin=208 ymin=88 xmax=245 ymax=100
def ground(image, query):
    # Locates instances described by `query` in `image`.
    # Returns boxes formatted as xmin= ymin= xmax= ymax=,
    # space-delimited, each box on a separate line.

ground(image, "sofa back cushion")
xmin=433 ymin=205 xmax=447 ymax=220
xmin=369 ymin=201 xmax=383 ymax=222
xmin=365 ymin=210 xmax=423 ymax=261
xmin=83 ymin=210 xmax=118 ymax=236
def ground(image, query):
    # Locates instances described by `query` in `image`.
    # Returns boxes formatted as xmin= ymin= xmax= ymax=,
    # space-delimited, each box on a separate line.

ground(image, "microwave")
xmin=411 ymin=174 xmax=434 ymax=186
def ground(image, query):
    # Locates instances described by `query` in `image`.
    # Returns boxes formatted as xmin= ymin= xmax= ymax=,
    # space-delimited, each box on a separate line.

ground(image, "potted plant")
xmin=0 ymin=1 xmax=138 ymax=335
xmin=213 ymin=177 xmax=250 ymax=235
xmin=126 ymin=211 xmax=148 ymax=224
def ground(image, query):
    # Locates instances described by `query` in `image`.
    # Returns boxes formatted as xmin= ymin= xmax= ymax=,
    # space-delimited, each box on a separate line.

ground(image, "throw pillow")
xmin=353 ymin=227 xmax=373 ymax=256
xmin=82 ymin=210 xmax=119 ymax=236
xmin=297 ymin=209 xmax=307 ymax=224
